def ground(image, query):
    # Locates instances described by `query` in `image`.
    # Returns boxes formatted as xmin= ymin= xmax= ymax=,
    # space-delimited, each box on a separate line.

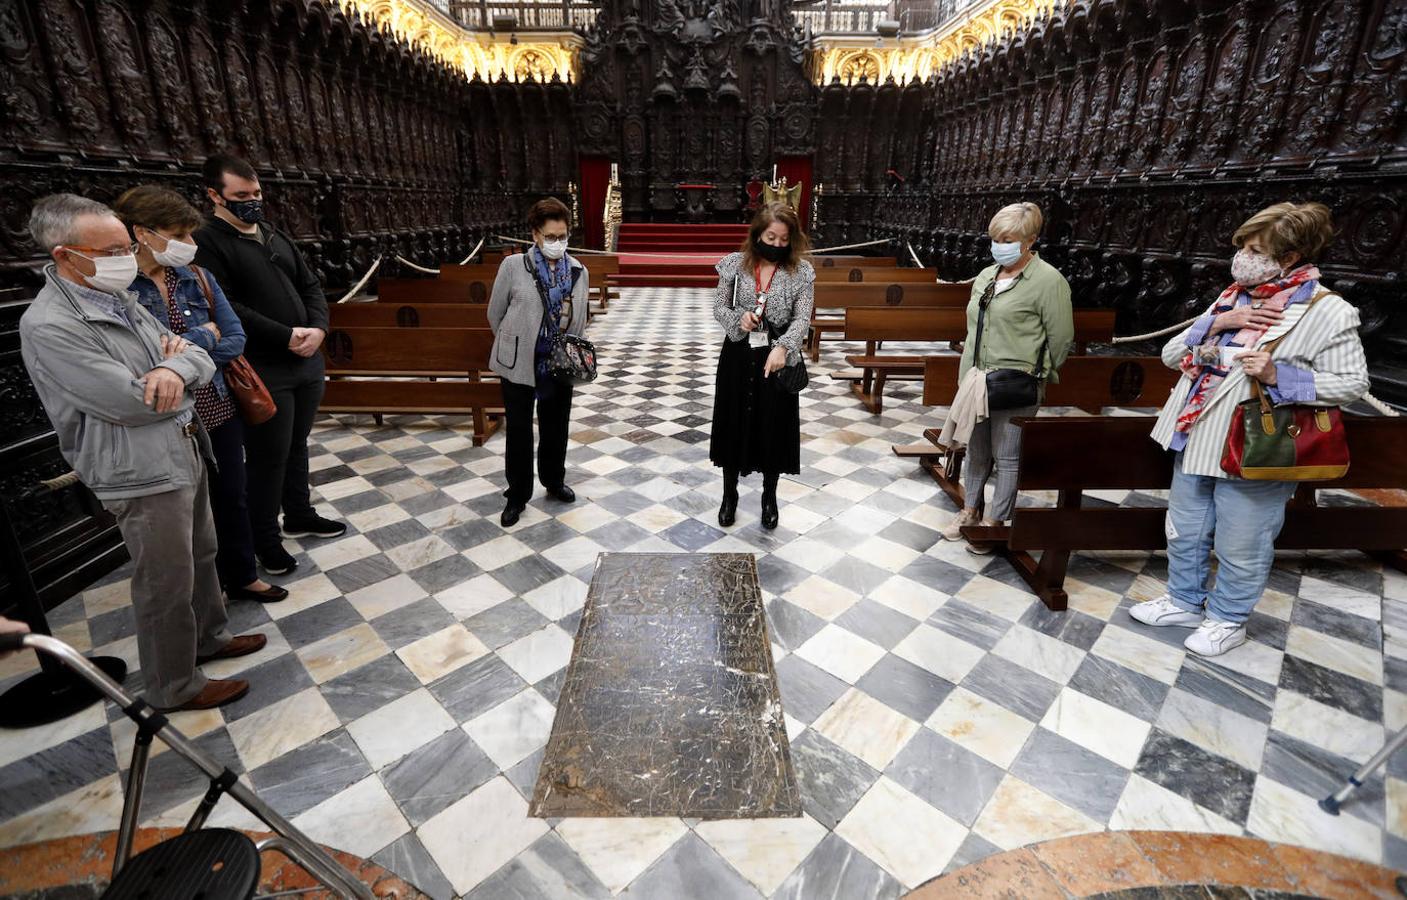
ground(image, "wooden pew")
xmin=892 ymin=354 xmax=1184 ymax=508
xmin=376 ymin=277 xmax=486 ymax=304
xmin=813 ymin=267 xmax=938 ymax=283
xmin=808 ymin=281 xmax=973 ymax=361
xmin=443 ymin=257 xmax=619 ymax=311
xmin=841 ymin=307 xmax=1118 ymax=413
xmin=959 ymin=415 xmax=1407 ymax=611
xmin=809 ymin=256 xmax=899 ymax=268
xmin=319 ymin=326 xmax=502 ymax=445
xmin=330 ymin=303 xmax=489 ymax=328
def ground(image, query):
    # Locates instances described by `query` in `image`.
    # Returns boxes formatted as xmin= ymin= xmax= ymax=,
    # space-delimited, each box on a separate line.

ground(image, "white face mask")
xmin=991 ymin=240 xmax=1023 ymax=267
xmin=540 ymin=238 xmax=568 ymax=261
xmin=68 ymin=250 xmax=139 ymax=294
xmin=146 ymin=232 xmax=198 ymax=268
xmin=1230 ymin=248 xmax=1282 ymax=287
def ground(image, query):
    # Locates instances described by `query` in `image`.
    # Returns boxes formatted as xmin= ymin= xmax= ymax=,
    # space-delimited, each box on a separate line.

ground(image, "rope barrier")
xmin=459 ymin=237 xmax=485 ymax=266
xmin=334 ymin=255 xmax=383 ymax=304
xmin=394 ymin=254 xmax=440 ymax=276
xmin=492 ymin=235 xmax=892 ymax=257
xmin=1110 ymin=317 xmax=1201 ymax=344
xmin=1362 ymin=392 xmax=1402 ymax=417
xmin=905 ymin=241 xmax=924 ymax=268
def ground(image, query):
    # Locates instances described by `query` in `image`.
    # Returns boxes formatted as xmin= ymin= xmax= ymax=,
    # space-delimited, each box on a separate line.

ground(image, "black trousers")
xmin=244 ymin=365 xmax=324 ymax=551
xmin=207 ymin=416 xmax=258 ymax=588
xmin=501 ymin=378 xmax=573 ymax=504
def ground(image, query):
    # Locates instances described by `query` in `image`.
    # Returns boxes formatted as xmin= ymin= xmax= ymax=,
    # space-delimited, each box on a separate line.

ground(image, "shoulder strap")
xmin=189 ymin=265 xmax=216 ymax=305
xmin=971 ymin=278 xmax=996 ymax=369
xmin=1249 ymin=287 xmax=1333 ymax=416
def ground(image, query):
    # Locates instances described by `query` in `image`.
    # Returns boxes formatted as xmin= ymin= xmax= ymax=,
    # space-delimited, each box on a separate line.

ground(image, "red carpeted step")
xmin=612 ymin=273 xmax=720 ymax=288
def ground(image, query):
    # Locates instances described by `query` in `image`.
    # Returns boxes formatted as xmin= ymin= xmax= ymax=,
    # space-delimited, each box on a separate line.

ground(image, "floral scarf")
xmin=532 ymin=248 xmax=571 ymax=388
xmin=1173 ymin=264 xmax=1320 ymax=436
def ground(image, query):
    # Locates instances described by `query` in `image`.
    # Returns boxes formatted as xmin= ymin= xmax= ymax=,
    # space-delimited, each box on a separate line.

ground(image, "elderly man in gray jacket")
xmin=20 ymin=194 xmax=266 ymax=711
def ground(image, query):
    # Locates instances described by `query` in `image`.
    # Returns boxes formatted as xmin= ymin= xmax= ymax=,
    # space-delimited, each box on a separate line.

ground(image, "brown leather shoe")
xmin=196 ymin=633 xmax=267 ymax=664
xmin=169 ymin=678 xmax=249 ymax=710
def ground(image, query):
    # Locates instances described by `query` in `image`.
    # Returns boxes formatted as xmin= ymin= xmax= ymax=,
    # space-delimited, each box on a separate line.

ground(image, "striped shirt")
xmin=1149 ymin=290 xmax=1370 ymax=478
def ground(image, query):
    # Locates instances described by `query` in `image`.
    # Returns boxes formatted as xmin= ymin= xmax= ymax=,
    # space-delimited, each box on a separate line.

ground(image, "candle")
xmin=772 ymin=164 xmax=778 ymax=183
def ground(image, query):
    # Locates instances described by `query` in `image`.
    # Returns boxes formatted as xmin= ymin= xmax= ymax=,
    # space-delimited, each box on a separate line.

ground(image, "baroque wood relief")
xmin=811 ymin=0 xmax=1406 ymax=404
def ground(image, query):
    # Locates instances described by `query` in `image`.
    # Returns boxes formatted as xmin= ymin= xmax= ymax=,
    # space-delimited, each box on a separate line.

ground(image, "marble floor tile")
xmin=990 ymin=624 xmax=1086 ymax=684
xmin=291 ymin=773 xmax=410 ymax=859
xmin=296 ymin=622 xmax=392 ymax=684
xmin=556 ymin=816 xmax=690 ymax=894
xmin=523 ymin=575 xmax=589 ymax=621
xmin=695 ymin=814 xmax=829 ymax=895
xmin=926 ymin=687 xmax=1036 ymax=769
xmin=305 ymin=533 xmax=379 ymax=570
xmin=1157 ymin=687 xmax=1270 ymax=771
xmin=347 ymin=687 xmax=457 ymax=770
xmin=396 ymin=623 xmax=490 ymax=684
xmin=381 ymin=728 xmax=497 ymax=826
xmin=418 ymin=776 xmax=550 ymax=895
xmin=812 ymin=687 xmax=920 ymax=771
xmin=496 ymin=624 xmax=574 ymax=684
xmin=774 ymin=653 xmax=849 ymax=725
xmin=855 ymin=653 xmax=955 ymax=723
xmin=319 ymin=653 xmax=423 ymax=723
xmin=1010 ymin=727 xmax=1132 ymax=822
xmin=787 ymin=729 xmax=881 ymax=830
xmin=796 ymin=624 xmax=886 ymax=684
xmin=463 ymin=831 xmax=610 ymax=900
xmin=464 ymin=533 xmax=534 ymax=571
xmin=1091 ymin=622 xmax=1186 ymax=684
xmin=868 ymin=574 xmax=949 ymax=621
xmin=1201 ymin=637 xmax=1287 ymax=687
xmin=434 ymin=573 xmax=515 ymax=620
xmin=926 ymin=597 xmax=1012 ymax=652
xmin=959 ymin=653 xmax=1061 ymax=722
xmin=617 ymin=832 xmax=763 ymax=900
xmin=1108 ymin=772 xmax=1241 ymax=835
xmin=373 ymin=833 xmax=456 ymax=900
xmin=1271 ymin=690 xmax=1385 ymax=765
xmin=0 ymin=773 xmax=125 ymax=851
xmin=1133 ymin=728 xmax=1258 ymax=826
xmin=970 ymin=774 xmax=1101 ymax=852
xmin=464 ymin=687 xmax=555 ymax=770
xmin=771 ymin=832 xmax=904 ymax=900
xmin=0 ymin=704 xmax=106 ymax=770
xmin=885 ymin=728 xmax=1005 ymax=827
xmin=1174 ymin=659 xmax=1275 ymax=725
xmin=248 ymin=728 xmax=371 ymax=819
xmin=346 ymin=573 xmax=428 ymax=620
xmin=1286 ymin=625 xmax=1383 ymax=685
xmin=1297 ymin=575 xmax=1382 ymax=621
xmin=955 ymin=574 xmax=1038 ymax=622
xmin=1040 ymin=686 xmax=1151 ymax=769
xmin=227 ymin=686 xmax=340 ymax=771
xmin=785 ymin=575 xmax=861 ymax=621
xmin=1247 ymin=774 xmax=1383 ymax=863
xmin=835 ymin=776 xmax=968 ymax=888
xmin=264 ymin=572 xmax=341 ymax=620
xmin=892 ymin=623 xmax=986 ymax=683
xmin=428 ymin=650 xmax=529 ymax=724
xmin=1261 ymin=730 xmax=1384 ymax=828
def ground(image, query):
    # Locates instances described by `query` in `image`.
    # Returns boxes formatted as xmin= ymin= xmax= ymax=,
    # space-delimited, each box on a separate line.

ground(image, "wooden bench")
xmin=842 ymin=307 xmax=1119 ymax=413
xmin=809 ymin=256 xmax=899 ymax=268
xmin=959 ymin=415 xmax=1407 ymax=611
xmin=376 ymin=277 xmax=485 ymax=304
xmin=808 ymin=281 xmax=973 ymax=361
xmin=443 ymin=257 xmax=619 ymax=311
xmin=320 ymin=326 xmax=502 ymax=445
xmin=892 ymin=354 xmax=1182 ymax=504
xmin=330 ymin=303 xmax=489 ymax=328
xmin=813 ymin=267 xmax=938 ymax=283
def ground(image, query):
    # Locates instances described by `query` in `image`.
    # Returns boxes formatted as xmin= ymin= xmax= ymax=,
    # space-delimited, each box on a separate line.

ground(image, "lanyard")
xmin=753 ymin=262 xmax=777 ymax=312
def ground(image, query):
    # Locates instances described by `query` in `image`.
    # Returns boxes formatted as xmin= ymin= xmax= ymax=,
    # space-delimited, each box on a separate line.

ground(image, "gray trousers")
xmin=962 ymin=403 xmax=1039 ymax=523
xmin=103 ymin=444 xmax=232 ymax=708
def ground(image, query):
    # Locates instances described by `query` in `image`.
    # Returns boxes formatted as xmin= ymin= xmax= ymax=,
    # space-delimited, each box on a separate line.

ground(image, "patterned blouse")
xmin=159 ymin=268 xmax=237 ymax=430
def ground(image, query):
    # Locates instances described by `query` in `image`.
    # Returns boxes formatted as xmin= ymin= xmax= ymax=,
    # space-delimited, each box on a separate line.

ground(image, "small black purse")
xmin=528 ymin=256 xmax=598 ymax=385
xmin=972 ymin=276 xmax=1045 ymax=411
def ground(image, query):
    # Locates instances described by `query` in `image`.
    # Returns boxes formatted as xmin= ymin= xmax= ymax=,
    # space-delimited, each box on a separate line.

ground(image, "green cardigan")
xmin=958 ymin=253 xmax=1075 ymax=385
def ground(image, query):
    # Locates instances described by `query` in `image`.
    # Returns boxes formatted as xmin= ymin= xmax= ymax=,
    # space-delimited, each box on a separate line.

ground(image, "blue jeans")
xmin=1165 ymin=453 xmax=1297 ymax=624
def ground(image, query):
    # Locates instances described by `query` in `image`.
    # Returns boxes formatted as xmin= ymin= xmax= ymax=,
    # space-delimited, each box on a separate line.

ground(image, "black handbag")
xmin=732 ymin=275 xmax=808 ymax=394
xmin=972 ymin=275 xmax=1046 ymax=411
xmin=528 ymin=255 xmax=598 ymax=385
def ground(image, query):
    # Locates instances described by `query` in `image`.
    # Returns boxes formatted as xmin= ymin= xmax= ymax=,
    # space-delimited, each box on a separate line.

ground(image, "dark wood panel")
xmin=321 ymin=327 xmax=494 ymax=372
xmin=330 ymin=304 xmax=490 ymax=329
xmin=814 ymin=282 xmax=973 ymax=309
xmin=376 ymin=279 xmax=489 ymax=304
xmin=1011 ymin=508 xmax=1407 ymax=553
xmin=814 ymin=267 xmax=937 ymax=283
xmin=321 ymin=380 xmax=502 ymax=413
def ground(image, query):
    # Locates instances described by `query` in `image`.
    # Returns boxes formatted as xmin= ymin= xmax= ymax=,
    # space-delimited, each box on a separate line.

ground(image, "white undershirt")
xmin=994 ymin=276 xmax=1017 ymax=295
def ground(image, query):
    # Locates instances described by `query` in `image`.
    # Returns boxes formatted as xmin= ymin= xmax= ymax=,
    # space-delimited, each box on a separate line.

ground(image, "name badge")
xmin=748 ymin=328 xmax=770 ymax=349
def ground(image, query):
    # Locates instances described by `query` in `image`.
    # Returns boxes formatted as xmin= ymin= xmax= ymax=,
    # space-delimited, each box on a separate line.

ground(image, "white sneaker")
xmin=965 ymin=519 xmax=1001 ymax=555
xmin=941 ymin=508 xmax=980 ymax=541
xmin=1128 ymin=595 xmax=1204 ymax=628
xmin=1184 ymin=619 xmax=1247 ymax=657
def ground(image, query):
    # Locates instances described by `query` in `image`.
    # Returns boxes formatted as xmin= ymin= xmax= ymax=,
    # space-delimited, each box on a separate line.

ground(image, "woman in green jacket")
xmin=940 ymin=202 xmax=1074 ymax=552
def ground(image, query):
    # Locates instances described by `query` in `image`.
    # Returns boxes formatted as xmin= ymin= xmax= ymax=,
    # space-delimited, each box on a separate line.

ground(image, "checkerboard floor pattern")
xmin=0 ymin=285 xmax=1399 ymax=898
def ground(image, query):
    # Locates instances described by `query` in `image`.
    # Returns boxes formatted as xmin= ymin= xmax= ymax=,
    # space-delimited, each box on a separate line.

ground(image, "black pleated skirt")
xmin=709 ymin=337 xmax=801 ymax=476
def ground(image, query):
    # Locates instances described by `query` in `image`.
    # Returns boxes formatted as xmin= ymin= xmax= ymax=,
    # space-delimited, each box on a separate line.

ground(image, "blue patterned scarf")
xmin=533 ymin=248 xmax=571 ymax=386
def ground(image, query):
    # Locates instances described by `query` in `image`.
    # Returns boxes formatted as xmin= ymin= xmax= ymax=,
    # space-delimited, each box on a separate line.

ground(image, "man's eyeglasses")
xmin=61 ymin=244 xmax=139 ymax=259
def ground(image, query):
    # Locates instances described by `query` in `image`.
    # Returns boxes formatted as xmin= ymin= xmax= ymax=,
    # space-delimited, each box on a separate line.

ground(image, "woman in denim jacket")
xmin=115 ymin=186 xmax=287 ymax=603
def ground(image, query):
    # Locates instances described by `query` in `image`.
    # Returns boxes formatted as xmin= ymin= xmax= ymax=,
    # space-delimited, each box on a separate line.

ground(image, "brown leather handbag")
xmin=190 ymin=266 xmax=277 ymax=425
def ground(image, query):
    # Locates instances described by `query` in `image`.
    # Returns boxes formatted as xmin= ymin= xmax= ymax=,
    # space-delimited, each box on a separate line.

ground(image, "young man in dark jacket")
xmin=194 ymin=155 xmax=344 ymax=575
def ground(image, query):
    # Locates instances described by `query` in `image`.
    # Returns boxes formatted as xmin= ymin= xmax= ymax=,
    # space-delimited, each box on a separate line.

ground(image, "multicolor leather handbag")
xmin=1221 ymin=291 xmax=1348 ymax=482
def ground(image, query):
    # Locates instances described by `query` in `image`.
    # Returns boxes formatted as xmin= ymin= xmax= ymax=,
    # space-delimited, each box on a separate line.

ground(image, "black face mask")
xmin=753 ymin=239 xmax=788 ymax=263
xmin=223 ymin=197 xmax=265 ymax=225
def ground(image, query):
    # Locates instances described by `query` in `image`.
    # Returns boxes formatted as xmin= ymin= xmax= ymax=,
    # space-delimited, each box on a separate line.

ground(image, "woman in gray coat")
xmin=488 ymin=198 xmax=590 ymax=527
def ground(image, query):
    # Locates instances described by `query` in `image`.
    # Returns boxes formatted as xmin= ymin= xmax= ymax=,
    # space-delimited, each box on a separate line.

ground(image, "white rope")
xmin=334 ymin=255 xmax=383 ymax=304
xmin=492 ymin=235 xmax=891 ymax=257
xmin=1110 ymin=316 xmax=1201 ymax=344
xmin=459 ymin=237 xmax=485 ymax=266
xmin=905 ymin=241 xmax=924 ymax=268
xmin=1362 ymin=392 xmax=1402 ymax=416
xmin=394 ymin=254 xmax=440 ymax=275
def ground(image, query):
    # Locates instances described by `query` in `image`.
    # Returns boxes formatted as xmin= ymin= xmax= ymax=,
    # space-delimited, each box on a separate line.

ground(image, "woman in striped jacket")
xmin=1132 ymin=202 xmax=1369 ymax=657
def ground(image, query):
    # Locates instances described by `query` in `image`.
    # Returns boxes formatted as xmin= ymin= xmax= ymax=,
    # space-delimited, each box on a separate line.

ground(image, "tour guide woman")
xmin=116 ymin=186 xmax=288 ymax=603
xmin=940 ymin=202 xmax=1073 ymax=551
xmin=488 ymin=198 xmax=589 ymax=528
xmin=710 ymin=202 xmax=814 ymax=531
xmin=1132 ymin=202 xmax=1368 ymax=657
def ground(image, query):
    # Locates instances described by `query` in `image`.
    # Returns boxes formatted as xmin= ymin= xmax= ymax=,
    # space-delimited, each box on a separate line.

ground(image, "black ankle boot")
xmin=718 ymin=493 xmax=738 ymax=527
xmin=760 ymin=472 xmax=779 ymax=530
